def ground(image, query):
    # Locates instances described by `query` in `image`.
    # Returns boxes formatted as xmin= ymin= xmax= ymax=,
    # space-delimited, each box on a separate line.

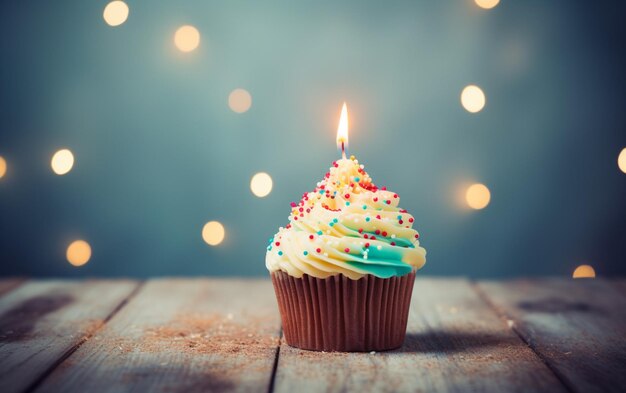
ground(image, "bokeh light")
xmin=51 ymin=149 xmax=75 ymax=175
xmin=0 ymin=156 xmax=6 ymax=179
xmin=618 ymin=148 xmax=626 ymax=174
xmin=66 ymin=240 xmax=92 ymax=267
xmin=573 ymin=264 xmax=596 ymax=279
xmin=174 ymin=25 xmax=200 ymax=52
xmin=465 ymin=183 xmax=491 ymax=209
xmin=250 ymin=172 xmax=273 ymax=197
xmin=103 ymin=1 xmax=129 ymax=27
xmin=461 ymin=85 xmax=486 ymax=113
xmin=475 ymin=0 xmax=500 ymax=10
xmin=229 ymin=89 xmax=252 ymax=113
xmin=202 ymin=221 xmax=225 ymax=246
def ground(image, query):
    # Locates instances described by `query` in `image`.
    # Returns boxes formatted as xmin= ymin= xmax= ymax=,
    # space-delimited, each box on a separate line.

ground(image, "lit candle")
xmin=336 ymin=102 xmax=349 ymax=159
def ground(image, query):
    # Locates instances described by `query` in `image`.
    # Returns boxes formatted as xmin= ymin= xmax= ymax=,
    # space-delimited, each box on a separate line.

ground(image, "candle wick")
xmin=341 ymin=141 xmax=346 ymax=159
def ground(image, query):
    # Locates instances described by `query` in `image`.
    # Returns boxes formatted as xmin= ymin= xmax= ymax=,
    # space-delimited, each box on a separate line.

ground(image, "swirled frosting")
xmin=266 ymin=157 xmax=426 ymax=280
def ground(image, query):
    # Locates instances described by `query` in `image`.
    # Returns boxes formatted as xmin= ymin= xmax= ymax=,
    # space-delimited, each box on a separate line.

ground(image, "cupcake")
xmin=266 ymin=156 xmax=426 ymax=352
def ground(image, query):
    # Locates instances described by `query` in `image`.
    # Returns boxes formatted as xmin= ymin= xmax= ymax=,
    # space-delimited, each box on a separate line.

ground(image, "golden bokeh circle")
xmin=461 ymin=85 xmax=486 ymax=113
xmin=67 ymin=240 xmax=92 ymax=267
xmin=250 ymin=172 xmax=273 ymax=197
xmin=174 ymin=25 xmax=200 ymax=52
xmin=51 ymin=149 xmax=75 ymax=175
xmin=475 ymin=0 xmax=500 ymax=10
xmin=229 ymin=89 xmax=252 ymax=113
xmin=465 ymin=183 xmax=491 ymax=210
xmin=572 ymin=264 xmax=596 ymax=279
xmin=202 ymin=221 xmax=225 ymax=246
xmin=103 ymin=1 xmax=129 ymax=27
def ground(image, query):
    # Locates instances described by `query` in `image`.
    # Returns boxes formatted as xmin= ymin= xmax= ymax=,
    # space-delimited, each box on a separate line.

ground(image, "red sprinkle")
xmin=365 ymin=243 xmax=370 ymax=248
xmin=364 ymin=234 xmax=369 ymax=239
xmin=415 ymin=234 xmax=420 ymax=239
xmin=309 ymin=235 xmax=314 ymax=240
xmin=358 ymin=228 xmax=363 ymax=233
xmin=344 ymin=248 xmax=350 ymax=253
xmin=390 ymin=242 xmax=396 ymax=246
xmin=370 ymin=236 xmax=376 ymax=240
xmin=399 ymin=220 xmax=404 ymax=224
xmin=381 ymin=186 xmax=387 ymax=190
xmin=409 ymin=218 xmax=414 ymax=223
xmin=376 ymin=215 xmax=381 ymax=219
xmin=290 ymin=202 xmax=297 ymax=207
xmin=344 ymin=194 xmax=350 ymax=199
xmin=316 ymin=248 xmax=321 ymax=253
xmin=385 ymin=200 xmax=391 ymax=205
xmin=393 ymin=194 xmax=398 ymax=198
xmin=375 ymin=229 xmax=381 ymax=235
xmin=382 ymin=231 xmax=388 ymax=237
xmin=373 ymin=197 xmax=378 ymax=202
xmin=275 ymin=242 xmax=280 ymax=246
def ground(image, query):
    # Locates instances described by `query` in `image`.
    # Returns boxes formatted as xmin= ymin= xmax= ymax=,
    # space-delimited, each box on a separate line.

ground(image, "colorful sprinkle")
xmin=309 ymin=235 xmax=314 ymax=240
xmin=275 ymin=242 xmax=280 ymax=246
xmin=344 ymin=248 xmax=350 ymax=253
xmin=382 ymin=231 xmax=387 ymax=237
xmin=358 ymin=228 xmax=363 ymax=233
xmin=390 ymin=242 xmax=396 ymax=246
xmin=316 ymin=248 xmax=321 ymax=253
xmin=409 ymin=218 xmax=414 ymax=223
xmin=278 ymin=251 xmax=283 ymax=256
xmin=365 ymin=243 xmax=370 ymax=248
xmin=362 ymin=205 xmax=367 ymax=210
xmin=303 ymin=251 xmax=308 ymax=256
xmin=317 ymin=230 xmax=323 ymax=235
xmin=365 ymin=217 xmax=371 ymax=222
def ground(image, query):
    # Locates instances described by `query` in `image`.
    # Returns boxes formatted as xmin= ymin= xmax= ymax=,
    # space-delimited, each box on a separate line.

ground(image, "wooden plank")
xmin=273 ymin=278 xmax=567 ymax=393
xmin=0 ymin=279 xmax=25 ymax=297
xmin=478 ymin=278 xmax=626 ymax=393
xmin=611 ymin=279 xmax=626 ymax=296
xmin=36 ymin=279 xmax=281 ymax=393
xmin=0 ymin=279 xmax=139 ymax=393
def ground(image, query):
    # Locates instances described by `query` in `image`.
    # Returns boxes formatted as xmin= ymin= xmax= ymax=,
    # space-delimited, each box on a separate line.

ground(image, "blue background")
xmin=1 ymin=0 xmax=625 ymax=278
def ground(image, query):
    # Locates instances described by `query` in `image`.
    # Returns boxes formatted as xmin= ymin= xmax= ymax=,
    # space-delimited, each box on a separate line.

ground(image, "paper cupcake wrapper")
xmin=271 ymin=271 xmax=416 ymax=352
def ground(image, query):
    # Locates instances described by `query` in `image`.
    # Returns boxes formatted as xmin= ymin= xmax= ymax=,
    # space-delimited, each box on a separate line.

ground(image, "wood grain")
xmin=36 ymin=279 xmax=281 ymax=393
xmin=0 ymin=279 xmax=139 ymax=393
xmin=478 ymin=278 xmax=626 ymax=393
xmin=0 ymin=279 xmax=24 ymax=297
xmin=273 ymin=278 xmax=567 ymax=393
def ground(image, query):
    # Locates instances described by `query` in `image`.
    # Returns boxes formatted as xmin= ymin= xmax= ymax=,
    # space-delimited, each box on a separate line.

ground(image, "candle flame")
xmin=336 ymin=102 xmax=349 ymax=158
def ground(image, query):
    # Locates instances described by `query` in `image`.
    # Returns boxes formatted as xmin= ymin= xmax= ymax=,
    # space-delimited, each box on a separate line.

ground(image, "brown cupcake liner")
xmin=271 ymin=270 xmax=416 ymax=352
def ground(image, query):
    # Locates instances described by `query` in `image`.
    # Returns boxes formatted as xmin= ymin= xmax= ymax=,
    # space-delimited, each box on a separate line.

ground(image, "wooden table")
xmin=0 ymin=277 xmax=624 ymax=393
